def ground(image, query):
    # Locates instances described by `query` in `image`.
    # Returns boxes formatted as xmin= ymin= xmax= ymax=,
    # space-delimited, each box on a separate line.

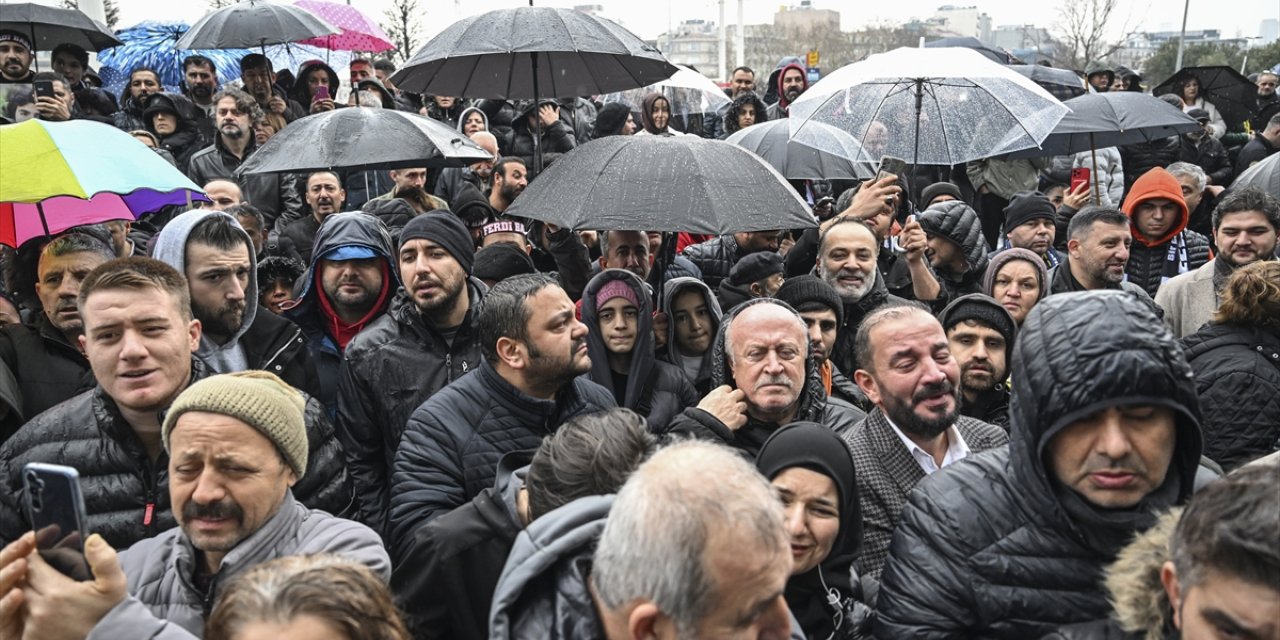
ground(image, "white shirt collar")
xmin=883 ymin=414 xmax=971 ymax=475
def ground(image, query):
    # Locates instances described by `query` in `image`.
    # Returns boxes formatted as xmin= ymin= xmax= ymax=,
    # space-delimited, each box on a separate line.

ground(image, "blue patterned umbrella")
xmin=98 ymin=21 xmax=250 ymax=91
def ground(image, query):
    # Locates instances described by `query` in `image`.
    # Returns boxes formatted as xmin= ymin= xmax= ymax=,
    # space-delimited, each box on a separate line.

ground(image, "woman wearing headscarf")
xmin=457 ymin=105 xmax=489 ymax=135
xmin=983 ymin=247 xmax=1048 ymax=327
xmin=721 ymin=90 xmax=769 ymax=138
xmin=756 ymin=423 xmax=872 ymax=640
xmin=634 ymin=92 xmax=685 ymax=136
xmin=591 ymin=102 xmax=635 ymax=138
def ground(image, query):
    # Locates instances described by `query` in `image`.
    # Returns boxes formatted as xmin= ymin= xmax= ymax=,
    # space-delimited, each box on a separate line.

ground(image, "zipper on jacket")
xmin=445 ymin=353 xmax=452 ymax=382
xmin=260 ymin=328 xmax=303 ymax=373
xmin=200 ymin=572 xmax=221 ymax=618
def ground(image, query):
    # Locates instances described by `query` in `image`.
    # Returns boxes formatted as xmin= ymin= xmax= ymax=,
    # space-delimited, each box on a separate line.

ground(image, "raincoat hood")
xmin=142 ymin=92 xmax=201 ymax=134
xmin=1009 ymin=291 xmax=1203 ymax=554
xmin=775 ymin=62 xmax=809 ymax=111
xmin=284 ymin=211 xmax=398 ymax=323
xmin=708 ymin=298 xmax=827 ymax=424
xmin=581 ymin=269 xmax=656 ymax=411
xmin=764 ymin=56 xmax=805 ymax=106
xmin=917 ymin=199 xmax=991 ymax=275
xmin=660 ymin=276 xmax=724 ymax=368
xmin=639 ymin=91 xmax=671 ymax=135
xmin=457 ymin=105 xmax=489 ymax=133
xmin=151 ymin=209 xmax=259 ymax=370
xmin=1085 ymin=61 xmax=1115 ymax=84
xmin=356 ymin=78 xmax=396 ymax=109
xmin=983 ymin=247 xmax=1049 ymax=304
xmin=1121 ymin=167 xmax=1190 ymax=247
xmin=291 ymin=59 xmax=340 ymax=106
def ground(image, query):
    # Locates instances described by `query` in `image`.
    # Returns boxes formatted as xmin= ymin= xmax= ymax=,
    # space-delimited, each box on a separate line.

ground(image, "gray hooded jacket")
xmin=657 ymin=277 xmax=724 ymax=395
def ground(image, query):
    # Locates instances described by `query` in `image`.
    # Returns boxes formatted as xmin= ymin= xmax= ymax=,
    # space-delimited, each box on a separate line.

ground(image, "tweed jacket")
xmin=842 ymin=408 xmax=1008 ymax=581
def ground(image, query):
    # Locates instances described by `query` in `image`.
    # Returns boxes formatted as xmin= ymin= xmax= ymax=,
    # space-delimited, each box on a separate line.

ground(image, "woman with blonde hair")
xmin=1179 ymin=260 xmax=1280 ymax=471
xmin=205 ymin=554 xmax=410 ymax=640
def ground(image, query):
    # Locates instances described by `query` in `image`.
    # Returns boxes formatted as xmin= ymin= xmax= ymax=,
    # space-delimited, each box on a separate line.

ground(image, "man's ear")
xmin=749 ymin=281 xmax=764 ymax=297
xmin=1160 ymin=561 xmax=1184 ymax=631
xmin=854 ymin=369 xmax=881 ymax=406
xmin=496 ymin=336 xmax=526 ymax=370
xmin=628 ymin=601 xmax=669 ymax=640
xmin=1067 ymin=237 xmax=1081 ymax=259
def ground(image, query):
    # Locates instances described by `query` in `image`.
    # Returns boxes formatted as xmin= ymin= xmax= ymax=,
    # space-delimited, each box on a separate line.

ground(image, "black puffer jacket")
xmin=874 ymin=291 xmax=1205 ymax=639
xmin=1119 ymin=137 xmax=1180 ymax=192
xmin=1178 ymin=134 xmax=1233 ymax=186
xmin=916 ymin=200 xmax=991 ymax=307
xmin=681 ymin=234 xmax=752 ymax=290
xmin=388 ymin=360 xmax=615 ymax=558
xmin=501 ymin=100 xmax=577 ymax=176
xmin=831 ymin=271 xmax=906 ymax=376
xmin=1180 ymin=323 xmax=1280 ymax=471
xmin=0 ymin=314 xmax=94 ymax=422
xmin=664 ymin=298 xmax=866 ymax=457
xmin=1125 ymin=230 xmax=1212 ymax=298
xmin=0 ymin=359 xmax=356 ymax=549
xmin=581 ymin=270 xmax=698 ymax=432
xmin=336 ymin=280 xmax=487 ymax=536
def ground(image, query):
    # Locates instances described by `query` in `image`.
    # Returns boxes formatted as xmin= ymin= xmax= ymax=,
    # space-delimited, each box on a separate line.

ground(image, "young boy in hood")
xmin=1121 ymin=167 xmax=1213 ymax=297
xmin=658 ymin=277 xmax=724 ymax=396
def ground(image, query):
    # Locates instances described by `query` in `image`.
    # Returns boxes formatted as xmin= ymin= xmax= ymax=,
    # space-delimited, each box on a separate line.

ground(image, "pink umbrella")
xmin=293 ymin=0 xmax=393 ymax=52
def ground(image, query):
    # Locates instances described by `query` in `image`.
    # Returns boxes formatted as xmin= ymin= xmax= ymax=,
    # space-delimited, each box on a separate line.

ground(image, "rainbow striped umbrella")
xmin=0 ymin=119 xmax=207 ymax=248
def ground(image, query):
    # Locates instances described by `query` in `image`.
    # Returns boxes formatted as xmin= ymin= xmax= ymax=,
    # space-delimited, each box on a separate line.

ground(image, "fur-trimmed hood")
xmin=1105 ymin=508 xmax=1181 ymax=640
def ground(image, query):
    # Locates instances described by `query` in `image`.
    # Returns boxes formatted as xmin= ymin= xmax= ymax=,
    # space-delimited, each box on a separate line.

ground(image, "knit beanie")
xmin=473 ymin=243 xmax=536 ymax=282
xmin=728 ymin=251 xmax=784 ymax=286
xmin=593 ymin=102 xmax=632 ymax=138
xmin=162 ymin=371 xmax=309 ymax=475
xmin=919 ymin=181 xmax=962 ymax=209
xmin=938 ymin=293 xmax=1017 ymax=349
xmin=0 ymin=30 xmax=32 ymax=53
xmin=595 ymin=277 xmax=641 ymax=310
xmin=399 ymin=210 xmax=475 ymax=274
xmin=774 ymin=275 xmax=843 ymax=328
xmin=1002 ymin=191 xmax=1057 ymax=235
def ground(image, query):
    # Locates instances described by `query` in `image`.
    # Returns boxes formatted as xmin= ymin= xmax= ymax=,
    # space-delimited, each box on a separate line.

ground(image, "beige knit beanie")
xmin=162 ymin=371 xmax=308 ymax=475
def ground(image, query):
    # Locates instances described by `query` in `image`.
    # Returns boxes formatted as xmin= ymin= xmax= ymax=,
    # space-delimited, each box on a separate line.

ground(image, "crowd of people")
xmin=1 ymin=22 xmax=1279 ymax=640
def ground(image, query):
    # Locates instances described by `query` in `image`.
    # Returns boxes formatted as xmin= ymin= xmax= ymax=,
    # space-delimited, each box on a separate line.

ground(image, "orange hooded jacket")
xmin=1120 ymin=167 xmax=1190 ymax=248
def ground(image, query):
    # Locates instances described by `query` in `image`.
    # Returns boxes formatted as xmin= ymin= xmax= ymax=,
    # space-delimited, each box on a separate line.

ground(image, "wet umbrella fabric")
xmin=923 ymin=37 xmax=1019 ymax=64
xmin=600 ymin=64 xmax=730 ymax=120
xmin=235 ymin=107 xmax=494 ymax=175
xmin=726 ymin=119 xmax=874 ymax=181
xmin=176 ymin=0 xmax=338 ymax=50
xmin=0 ymin=3 xmax=121 ymax=51
xmin=1229 ymin=153 xmax=1279 ymax=196
xmin=1003 ymin=92 xmax=1201 ymax=158
xmin=788 ymin=47 xmax=1068 ymax=167
xmin=1008 ymin=64 xmax=1086 ymax=102
xmin=98 ymin=21 xmax=251 ymax=88
xmin=1152 ymin=66 xmax=1257 ymax=133
xmin=503 ymin=135 xmax=813 ymax=235
xmin=292 ymin=0 xmax=393 ymax=53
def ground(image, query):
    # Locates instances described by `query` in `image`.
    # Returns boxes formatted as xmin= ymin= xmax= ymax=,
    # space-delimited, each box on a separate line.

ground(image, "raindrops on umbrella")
xmin=292 ymin=0 xmax=393 ymax=52
xmin=98 ymin=21 xmax=252 ymax=91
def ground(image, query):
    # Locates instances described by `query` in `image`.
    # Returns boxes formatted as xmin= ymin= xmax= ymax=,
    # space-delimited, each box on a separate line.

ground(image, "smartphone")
xmin=875 ymin=155 xmax=907 ymax=183
xmin=22 ymin=463 xmax=93 ymax=580
xmin=313 ymin=85 xmax=330 ymax=102
xmin=1070 ymin=167 xmax=1091 ymax=192
xmin=34 ymin=79 xmax=54 ymax=100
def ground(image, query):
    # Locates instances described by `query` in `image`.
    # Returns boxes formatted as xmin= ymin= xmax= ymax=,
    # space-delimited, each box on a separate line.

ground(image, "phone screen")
xmin=313 ymin=85 xmax=330 ymax=101
xmin=23 ymin=463 xmax=92 ymax=580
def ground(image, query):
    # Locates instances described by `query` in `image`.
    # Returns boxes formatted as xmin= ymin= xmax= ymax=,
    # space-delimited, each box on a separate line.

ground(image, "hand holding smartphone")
xmin=1070 ymin=167 xmax=1091 ymax=193
xmin=313 ymin=85 xmax=330 ymax=102
xmin=23 ymin=463 xmax=93 ymax=580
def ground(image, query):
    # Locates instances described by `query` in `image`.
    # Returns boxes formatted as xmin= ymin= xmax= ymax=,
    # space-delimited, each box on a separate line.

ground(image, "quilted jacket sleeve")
xmin=388 ymin=404 xmax=467 ymax=561
xmin=294 ymin=394 xmax=358 ymax=521
xmin=335 ymin=356 xmax=391 ymax=534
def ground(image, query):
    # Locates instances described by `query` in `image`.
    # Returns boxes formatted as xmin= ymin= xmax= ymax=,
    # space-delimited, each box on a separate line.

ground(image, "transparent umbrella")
xmin=789 ymin=47 xmax=1069 ymax=173
xmin=600 ymin=65 xmax=730 ymax=133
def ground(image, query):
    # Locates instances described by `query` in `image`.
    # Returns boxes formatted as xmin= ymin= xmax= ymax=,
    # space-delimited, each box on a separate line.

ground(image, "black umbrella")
xmin=923 ymin=37 xmax=1019 ymax=64
xmin=503 ymin=135 xmax=813 ymax=234
xmin=0 ymin=3 xmax=122 ymax=51
xmin=725 ymin=119 xmax=874 ymax=181
xmin=1008 ymin=64 xmax=1086 ymax=102
xmin=176 ymin=0 xmax=339 ymax=50
xmin=1229 ymin=152 xmax=1279 ymax=196
xmin=1152 ymin=66 xmax=1256 ymax=133
xmin=389 ymin=6 xmax=677 ymax=174
xmin=236 ymin=107 xmax=493 ymax=175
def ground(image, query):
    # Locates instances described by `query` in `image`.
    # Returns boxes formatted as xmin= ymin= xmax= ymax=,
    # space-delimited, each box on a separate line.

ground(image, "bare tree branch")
xmin=382 ymin=0 xmax=422 ymax=65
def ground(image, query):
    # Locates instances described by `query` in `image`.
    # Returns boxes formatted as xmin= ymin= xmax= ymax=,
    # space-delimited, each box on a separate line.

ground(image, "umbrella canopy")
xmin=98 ymin=21 xmax=251 ymax=89
xmin=1229 ymin=152 xmax=1279 ymax=196
xmin=389 ymin=6 xmax=677 ymax=99
xmin=0 ymin=119 xmax=206 ymax=247
xmin=236 ymin=107 xmax=494 ymax=175
xmin=292 ymin=0 xmax=393 ymax=53
xmin=788 ymin=47 xmax=1069 ymax=167
xmin=600 ymin=64 xmax=730 ymax=119
xmin=923 ymin=37 xmax=1019 ymax=64
xmin=1004 ymin=92 xmax=1201 ymax=158
xmin=0 ymin=2 xmax=121 ymax=51
xmin=1152 ymin=66 xmax=1256 ymax=132
xmin=726 ymin=119 xmax=874 ymax=180
xmin=503 ymin=135 xmax=813 ymax=234
xmin=1008 ymin=64 xmax=1086 ymax=102
xmin=176 ymin=0 xmax=339 ymax=50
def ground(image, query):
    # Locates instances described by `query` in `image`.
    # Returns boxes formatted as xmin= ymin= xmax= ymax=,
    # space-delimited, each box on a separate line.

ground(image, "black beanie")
xmin=593 ymin=102 xmax=631 ymax=138
xmin=938 ymin=293 xmax=1017 ymax=349
xmin=728 ymin=251 xmax=784 ymax=286
xmin=1002 ymin=191 xmax=1057 ymax=235
xmin=473 ymin=243 xmax=536 ymax=282
xmin=774 ymin=274 xmax=843 ymax=328
xmin=919 ymin=181 xmax=962 ymax=208
xmin=398 ymin=210 xmax=475 ymax=274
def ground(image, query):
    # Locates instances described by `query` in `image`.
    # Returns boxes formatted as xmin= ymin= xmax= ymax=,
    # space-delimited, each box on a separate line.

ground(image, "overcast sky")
xmin=61 ymin=0 xmax=1280 ymax=49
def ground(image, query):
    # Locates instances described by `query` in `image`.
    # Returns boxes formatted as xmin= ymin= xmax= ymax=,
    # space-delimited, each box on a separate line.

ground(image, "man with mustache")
xmin=842 ymin=303 xmax=1008 ymax=581
xmin=875 ymin=291 xmax=1207 ymax=638
xmin=766 ymin=62 xmax=808 ymax=120
xmin=1048 ymin=206 xmax=1155 ymax=304
xmin=816 ymin=219 xmax=906 ymax=375
xmin=939 ymin=294 xmax=1017 ymax=428
xmin=665 ymin=299 xmax=865 ymax=458
xmin=0 ymin=233 xmax=114 ymax=421
xmin=388 ymin=273 xmax=615 ymax=559
xmin=0 ymin=257 xmax=354 ymax=549
xmin=488 ymin=157 xmax=528 ymax=215
xmin=280 ymin=171 xmax=347 ymax=263
xmin=0 ymin=370 xmax=385 ymax=639
xmin=152 ymin=209 xmax=320 ymax=398
xmin=0 ymin=30 xmax=34 ymax=84
xmin=1157 ymin=187 xmax=1279 ymax=338
xmin=181 ymin=55 xmax=219 ymax=140
xmin=337 ymin=212 xmax=488 ymax=535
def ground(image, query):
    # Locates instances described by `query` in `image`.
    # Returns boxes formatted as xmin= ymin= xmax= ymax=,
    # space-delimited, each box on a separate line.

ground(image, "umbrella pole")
xmin=1089 ymin=132 xmax=1100 ymax=206
xmin=910 ymin=79 xmax=923 ymax=205
xmin=532 ymin=51 xmax=544 ymax=176
xmin=36 ymin=201 xmax=52 ymax=239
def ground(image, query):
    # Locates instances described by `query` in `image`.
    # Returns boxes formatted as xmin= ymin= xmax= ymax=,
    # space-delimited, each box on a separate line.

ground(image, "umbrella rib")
xmin=921 ymin=81 xmax=954 ymax=165
xmin=967 ymin=80 xmax=1054 ymax=155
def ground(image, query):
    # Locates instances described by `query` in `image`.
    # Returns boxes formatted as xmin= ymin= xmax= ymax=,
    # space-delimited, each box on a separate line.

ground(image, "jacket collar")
xmin=477 ymin=360 xmax=575 ymax=426
xmin=861 ymin=408 xmax=928 ymax=496
xmin=171 ymin=492 xmax=304 ymax=583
